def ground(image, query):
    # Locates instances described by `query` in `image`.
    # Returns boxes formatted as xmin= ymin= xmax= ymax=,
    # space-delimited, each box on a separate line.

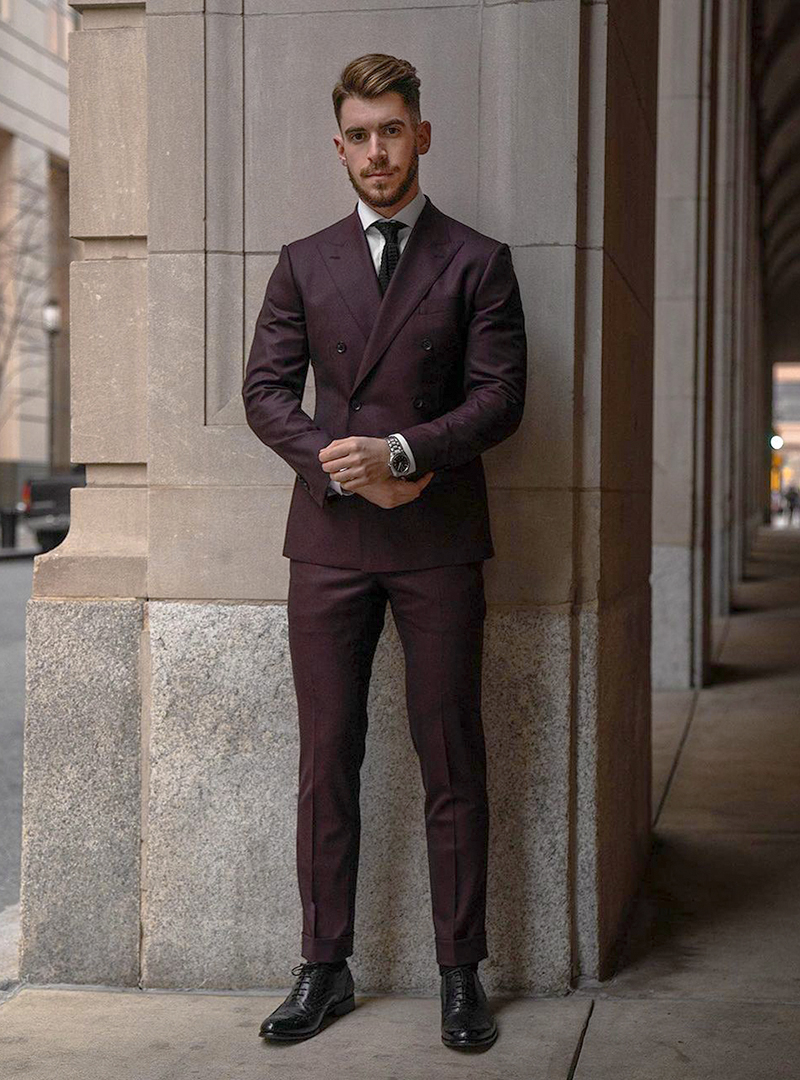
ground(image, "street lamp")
xmin=42 ymin=297 xmax=62 ymax=471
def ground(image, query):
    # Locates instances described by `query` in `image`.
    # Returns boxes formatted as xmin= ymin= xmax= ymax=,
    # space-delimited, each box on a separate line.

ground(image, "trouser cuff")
xmin=301 ymin=932 xmax=354 ymax=962
xmin=435 ymin=933 xmax=488 ymax=967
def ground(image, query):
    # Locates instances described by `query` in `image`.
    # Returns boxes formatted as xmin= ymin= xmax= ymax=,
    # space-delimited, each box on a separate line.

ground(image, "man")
xmin=242 ymin=53 xmax=527 ymax=1051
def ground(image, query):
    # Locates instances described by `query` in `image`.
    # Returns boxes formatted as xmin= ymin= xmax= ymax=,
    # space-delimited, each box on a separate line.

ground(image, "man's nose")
xmin=367 ymin=136 xmax=388 ymax=161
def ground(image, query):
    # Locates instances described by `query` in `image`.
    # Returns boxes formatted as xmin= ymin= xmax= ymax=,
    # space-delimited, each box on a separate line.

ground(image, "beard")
xmin=346 ymin=147 xmax=419 ymax=209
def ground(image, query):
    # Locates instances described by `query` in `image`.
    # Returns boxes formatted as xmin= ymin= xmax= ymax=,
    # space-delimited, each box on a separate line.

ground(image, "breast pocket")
xmin=417 ymin=293 xmax=462 ymax=316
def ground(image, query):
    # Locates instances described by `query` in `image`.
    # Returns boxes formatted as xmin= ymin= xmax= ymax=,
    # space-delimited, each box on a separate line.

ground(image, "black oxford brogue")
xmin=259 ymin=961 xmax=355 ymax=1042
xmin=440 ymin=965 xmax=498 ymax=1050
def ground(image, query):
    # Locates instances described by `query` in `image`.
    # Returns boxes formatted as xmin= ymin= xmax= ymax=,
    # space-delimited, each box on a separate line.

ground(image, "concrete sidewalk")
xmin=1 ymin=522 xmax=799 ymax=1078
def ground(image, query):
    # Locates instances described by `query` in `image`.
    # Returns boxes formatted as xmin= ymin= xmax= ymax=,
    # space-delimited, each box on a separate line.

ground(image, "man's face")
xmin=333 ymin=92 xmax=431 ymax=214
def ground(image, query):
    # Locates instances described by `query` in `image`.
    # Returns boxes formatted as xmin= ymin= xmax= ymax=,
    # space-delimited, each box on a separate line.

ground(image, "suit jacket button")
xmin=413 ymin=397 xmax=425 ymax=409
xmin=421 ymin=338 xmax=432 ymax=351
xmin=350 ymin=399 xmax=362 ymax=411
xmin=336 ymin=341 xmax=347 ymax=353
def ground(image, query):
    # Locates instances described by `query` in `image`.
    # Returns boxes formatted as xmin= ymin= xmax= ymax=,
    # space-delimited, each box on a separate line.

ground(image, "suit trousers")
xmin=287 ymin=557 xmax=490 ymax=967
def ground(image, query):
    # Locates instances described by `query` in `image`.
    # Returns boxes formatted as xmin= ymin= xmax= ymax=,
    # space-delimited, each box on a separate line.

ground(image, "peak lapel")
xmin=317 ymin=207 xmax=382 ymax=344
xmin=351 ymin=198 xmax=464 ymax=395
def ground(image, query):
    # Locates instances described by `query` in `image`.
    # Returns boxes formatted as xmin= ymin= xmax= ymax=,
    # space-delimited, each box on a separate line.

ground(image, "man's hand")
xmin=355 ymin=473 xmax=435 ymax=509
xmin=318 ymin=436 xmax=393 ymax=488
xmin=318 ymin=435 xmax=433 ymax=507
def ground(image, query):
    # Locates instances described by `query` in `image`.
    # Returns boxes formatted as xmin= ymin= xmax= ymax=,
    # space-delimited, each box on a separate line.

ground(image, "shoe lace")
xmin=444 ymin=966 xmax=479 ymax=1008
xmin=287 ymin=962 xmax=329 ymax=1003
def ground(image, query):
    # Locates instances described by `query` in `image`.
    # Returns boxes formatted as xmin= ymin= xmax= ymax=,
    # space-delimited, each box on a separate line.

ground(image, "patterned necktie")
xmin=373 ymin=219 xmax=407 ymax=295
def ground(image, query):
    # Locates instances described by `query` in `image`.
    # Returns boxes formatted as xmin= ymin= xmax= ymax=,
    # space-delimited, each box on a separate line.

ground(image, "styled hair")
xmin=332 ymin=54 xmax=421 ymax=128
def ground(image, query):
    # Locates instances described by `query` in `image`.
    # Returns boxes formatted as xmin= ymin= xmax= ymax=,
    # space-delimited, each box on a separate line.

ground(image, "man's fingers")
xmin=318 ymin=442 xmax=351 ymax=463
xmin=349 ymin=471 xmax=435 ymax=507
xmin=413 ymin=471 xmax=434 ymax=490
xmin=321 ymin=453 xmax=359 ymax=474
xmin=339 ymin=474 xmax=365 ymax=490
xmin=322 ymin=459 xmax=352 ymax=474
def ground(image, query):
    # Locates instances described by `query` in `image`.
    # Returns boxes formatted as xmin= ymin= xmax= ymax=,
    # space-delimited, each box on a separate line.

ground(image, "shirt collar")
xmin=357 ymin=188 xmax=428 ymax=234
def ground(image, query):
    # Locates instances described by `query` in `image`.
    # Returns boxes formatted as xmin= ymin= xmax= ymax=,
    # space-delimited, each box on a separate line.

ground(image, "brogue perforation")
xmin=440 ymin=965 xmax=498 ymax=1051
xmin=259 ymin=961 xmax=355 ymax=1042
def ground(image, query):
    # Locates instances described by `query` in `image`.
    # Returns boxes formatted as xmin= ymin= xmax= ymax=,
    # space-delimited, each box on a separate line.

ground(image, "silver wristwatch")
xmin=385 ymin=434 xmax=411 ymax=478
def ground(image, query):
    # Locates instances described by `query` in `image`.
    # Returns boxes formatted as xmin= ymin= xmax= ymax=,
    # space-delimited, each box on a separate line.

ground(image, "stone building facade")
xmin=19 ymin=0 xmax=777 ymax=995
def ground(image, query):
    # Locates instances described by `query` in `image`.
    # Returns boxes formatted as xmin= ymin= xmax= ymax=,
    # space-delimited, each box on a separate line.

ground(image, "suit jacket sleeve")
xmin=242 ymin=243 xmax=335 ymax=509
xmin=397 ymin=242 xmax=527 ymax=477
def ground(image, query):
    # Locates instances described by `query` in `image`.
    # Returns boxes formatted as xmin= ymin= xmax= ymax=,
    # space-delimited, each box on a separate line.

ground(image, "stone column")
xmin=652 ymin=0 xmax=765 ymax=688
xmin=21 ymin=0 xmax=657 ymax=991
xmin=753 ymin=0 xmax=792 ymax=536
xmin=567 ymin=0 xmax=658 ymax=981
xmin=710 ymin=0 xmax=754 ymax=639
xmin=651 ymin=0 xmax=716 ymax=688
xmin=21 ymin=0 xmax=148 ymax=987
xmin=728 ymin=1 xmax=763 ymax=590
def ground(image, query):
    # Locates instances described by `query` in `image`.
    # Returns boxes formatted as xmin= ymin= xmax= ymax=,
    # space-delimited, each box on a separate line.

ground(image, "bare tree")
xmin=0 ymin=156 xmax=51 ymax=435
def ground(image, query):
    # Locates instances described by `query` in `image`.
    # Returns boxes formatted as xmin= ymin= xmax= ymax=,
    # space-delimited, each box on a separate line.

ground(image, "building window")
xmin=47 ymin=1 xmax=79 ymax=60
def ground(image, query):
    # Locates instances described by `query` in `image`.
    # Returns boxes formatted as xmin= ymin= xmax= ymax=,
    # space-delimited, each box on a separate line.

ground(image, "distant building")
xmin=0 ymin=0 xmax=80 ymax=509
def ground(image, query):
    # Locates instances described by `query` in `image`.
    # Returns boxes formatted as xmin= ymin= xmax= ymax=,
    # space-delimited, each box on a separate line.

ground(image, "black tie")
xmin=373 ymin=219 xmax=407 ymax=294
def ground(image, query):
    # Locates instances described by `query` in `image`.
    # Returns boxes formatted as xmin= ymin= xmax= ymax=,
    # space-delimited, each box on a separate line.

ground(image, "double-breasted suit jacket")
xmin=242 ymin=195 xmax=527 ymax=572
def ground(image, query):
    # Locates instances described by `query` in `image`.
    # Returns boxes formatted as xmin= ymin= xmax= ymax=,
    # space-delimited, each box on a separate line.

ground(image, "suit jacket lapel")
xmin=318 ymin=196 xmax=464 ymax=396
xmin=317 ymin=210 xmax=382 ymax=344
xmin=353 ymin=197 xmax=463 ymax=394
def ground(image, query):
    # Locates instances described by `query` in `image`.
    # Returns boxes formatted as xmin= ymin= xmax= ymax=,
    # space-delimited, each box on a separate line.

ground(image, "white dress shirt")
xmin=327 ymin=189 xmax=426 ymax=496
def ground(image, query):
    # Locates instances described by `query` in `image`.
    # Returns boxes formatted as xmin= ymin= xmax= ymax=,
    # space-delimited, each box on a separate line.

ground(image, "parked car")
xmin=20 ymin=466 xmax=86 ymax=552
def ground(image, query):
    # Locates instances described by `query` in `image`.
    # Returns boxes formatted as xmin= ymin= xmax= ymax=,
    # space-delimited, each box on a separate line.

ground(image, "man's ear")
xmin=417 ymin=120 xmax=432 ymax=155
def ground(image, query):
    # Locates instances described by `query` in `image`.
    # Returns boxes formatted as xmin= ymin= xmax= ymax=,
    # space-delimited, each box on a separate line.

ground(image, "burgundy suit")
xmin=243 ymin=194 xmax=527 ymax=966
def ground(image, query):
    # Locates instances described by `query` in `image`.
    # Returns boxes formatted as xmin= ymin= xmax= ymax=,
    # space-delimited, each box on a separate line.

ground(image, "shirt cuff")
xmin=390 ymin=432 xmax=416 ymax=474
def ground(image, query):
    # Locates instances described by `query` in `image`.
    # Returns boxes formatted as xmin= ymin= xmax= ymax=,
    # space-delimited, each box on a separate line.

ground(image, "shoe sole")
xmin=442 ymin=1025 xmax=498 ymax=1050
xmin=259 ymin=993 xmax=356 ymax=1042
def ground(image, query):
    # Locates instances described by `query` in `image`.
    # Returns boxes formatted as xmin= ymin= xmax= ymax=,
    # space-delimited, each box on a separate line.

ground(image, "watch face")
xmin=393 ymin=453 xmax=410 ymax=474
